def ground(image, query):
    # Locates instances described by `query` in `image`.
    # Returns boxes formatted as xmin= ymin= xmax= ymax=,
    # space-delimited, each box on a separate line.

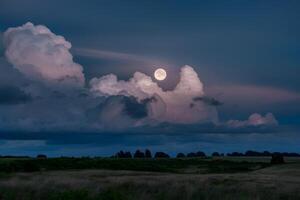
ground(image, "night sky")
xmin=0 ymin=0 xmax=299 ymax=156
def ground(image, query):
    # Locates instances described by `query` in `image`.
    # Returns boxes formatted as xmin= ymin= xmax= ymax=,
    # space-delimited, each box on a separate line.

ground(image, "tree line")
xmin=113 ymin=149 xmax=300 ymax=158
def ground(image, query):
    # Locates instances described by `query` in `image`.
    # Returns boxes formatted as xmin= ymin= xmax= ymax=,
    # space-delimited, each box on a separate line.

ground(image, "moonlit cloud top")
xmin=3 ymin=22 xmax=85 ymax=88
xmin=90 ymin=65 xmax=217 ymax=124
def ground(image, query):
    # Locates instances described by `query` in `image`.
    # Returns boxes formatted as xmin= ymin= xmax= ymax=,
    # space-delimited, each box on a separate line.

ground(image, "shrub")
xmin=134 ymin=150 xmax=145 ymax=158
xmin=271 ymin=153 xmax=285 ymax=164
xmin=176 ymin=153 xmax=185 ymax=158
xmin=145 ymin=149 xmax=152 ymax=158
xmin=154 ymin=152 xmax=170 ymax=158
xmin=116 ymin=151 xmax=132 ymax=158
xmin=37 ymin=154 xmax=47 ymax=159
xmin=212 ymin=152 xmax=220 ymax=157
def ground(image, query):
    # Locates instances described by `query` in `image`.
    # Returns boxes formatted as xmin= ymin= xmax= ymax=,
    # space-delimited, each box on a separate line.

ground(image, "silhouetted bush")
xmin=227 ymin=152 xmax=244 ymax=157
xmin=187 ymin=152 xmax=196 ymax=157
xmin=116 ymin=151 xmax=132 ymax=158
xmin=124 ymin=152 xmax=132 ymax=158
xmin=134 ymin=150 xmax=145 ymax=158
xmin=154 ymin=152 xmax=170 ymax=158
xmin=23 ymin=161 xmax=40 ymax=172
xmin=245 ymin=151 xmax=255 ymax=156
xmin=245 ymin=150 xmax=273 ymax=157
xmin=187 ymin=151 xmax=206 ymax=158
xmin=271 ymin=153 xmax=285 ymax=164
xmin=225 ymin=150 xmax=300 ymax=157
xmin=176 ymin=153 xmax=185 ymax=158
xmin=37 ymin=154 xmax=47 ymax=159
xmin=212 ymin=152 xmax=220 ymax=157
xmin=145 ymin=149 xmax=152 ymax=158
xmin=282 ymin=152 xmax=300 ymax=157
xmin=262 ymin=151 xmax=272 ymax=156
xmin=196 ymin=151 xmax=206 ymax=157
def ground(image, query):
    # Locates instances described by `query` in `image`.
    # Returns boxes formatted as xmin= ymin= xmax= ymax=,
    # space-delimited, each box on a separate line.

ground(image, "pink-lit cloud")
xmin=90 ymin=65 xmax=218 ymax=124
xmin=3 ymin=22 xmax=85 ymax=89
xmin=227 ymin=113 xmax=278 ymax=128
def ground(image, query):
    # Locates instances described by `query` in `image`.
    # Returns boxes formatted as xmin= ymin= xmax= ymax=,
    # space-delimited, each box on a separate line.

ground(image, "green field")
xmin=0 ymin=157 xmax=299 ymax=200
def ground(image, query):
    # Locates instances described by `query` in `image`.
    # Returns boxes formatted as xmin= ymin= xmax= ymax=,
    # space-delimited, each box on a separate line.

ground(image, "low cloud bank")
xmin=227 ymin=113 xmax=278 ymax=128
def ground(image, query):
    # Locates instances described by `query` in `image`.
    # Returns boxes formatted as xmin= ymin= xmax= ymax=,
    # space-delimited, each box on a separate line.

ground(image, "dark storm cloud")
xmin=87 ymin=95 xmax=148 ymax=123
xmin=0 ymin=86 xmax=31 ymax=105
xmin=193 ymin=96 xmax=223 ymax=106
xmin=122 ymin=96 xmax=148 ymax=119
xmin=128 ymin=122 xmax=281 ymax=136
xmin=0 ymin=58 xmax=28 ymax=87
xmin=0 ymin=123 xmax=285 ymax=145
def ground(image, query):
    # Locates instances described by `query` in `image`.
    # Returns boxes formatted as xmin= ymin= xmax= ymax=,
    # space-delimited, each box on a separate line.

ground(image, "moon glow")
xmin=154 ymin=68 xmax=167 ymax=81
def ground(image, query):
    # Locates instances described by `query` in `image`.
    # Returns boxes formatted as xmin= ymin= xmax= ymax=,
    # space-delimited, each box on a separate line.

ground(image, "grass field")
xmin=0 ymin=157 xmax=299 ymax=200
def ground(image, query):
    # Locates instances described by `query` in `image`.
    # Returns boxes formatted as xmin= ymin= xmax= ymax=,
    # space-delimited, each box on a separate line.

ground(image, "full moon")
xmin=154 ymin=68 xmax=167 ymax=81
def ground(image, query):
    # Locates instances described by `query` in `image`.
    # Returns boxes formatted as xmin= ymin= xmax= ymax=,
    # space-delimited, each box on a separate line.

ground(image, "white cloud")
xmin=3 ymin=22 xmax=85 ymax=89
xmin=90 ymin=65 xmax=218 ymax=124
xmin=227 ymin=113 xmax=278 ymax=127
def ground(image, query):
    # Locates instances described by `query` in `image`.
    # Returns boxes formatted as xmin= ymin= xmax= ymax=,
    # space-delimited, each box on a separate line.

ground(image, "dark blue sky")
xmin=0 ymin=0 xmax=299 ymax=156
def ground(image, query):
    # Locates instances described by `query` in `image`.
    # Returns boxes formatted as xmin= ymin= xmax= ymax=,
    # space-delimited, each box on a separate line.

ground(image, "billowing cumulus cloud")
xmin=90 ymin=65 xmax=218 ymax=124
xmin=3 ymin=22 xmax=85 ymax=89
xmin=0 ymin=22 xmax=281 ymax=132
xmin=227 ymin=113 xmax=278 ymax=128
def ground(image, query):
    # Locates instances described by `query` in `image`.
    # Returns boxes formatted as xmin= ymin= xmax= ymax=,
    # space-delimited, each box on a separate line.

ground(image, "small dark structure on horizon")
xmin=271 ymin=153 xmax=285 ymax=164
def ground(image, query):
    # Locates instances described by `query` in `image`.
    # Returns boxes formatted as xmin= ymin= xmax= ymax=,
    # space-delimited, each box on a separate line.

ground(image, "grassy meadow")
xmin=0 ymin=157 xmax=299 ymax=199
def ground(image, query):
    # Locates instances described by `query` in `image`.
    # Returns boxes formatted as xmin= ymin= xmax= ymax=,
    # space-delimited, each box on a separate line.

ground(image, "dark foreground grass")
xmin=0 ymin=157 xmax=270 ymax=174
xmin=0 ymin=170 xmax=299 ymax=200
xmin=0 ymin=158 xmax=296 ymax=200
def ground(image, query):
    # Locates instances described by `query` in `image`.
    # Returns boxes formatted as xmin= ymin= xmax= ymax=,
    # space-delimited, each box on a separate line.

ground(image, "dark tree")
xmin=271 ymin=153 xmax=285 ymax=164
xmin=228 ymin=152 xmax=244 ymax=157
xmin=282 ymin=152 xmax=300 ymax=157
xmin=145 ymin=149 xmax=152 ymax=158
xmin=212 ymin=152 xmax=220 ymax=157
xmin=176 ymin=153 xmax=185 ymax=158
xmin=187 ymin=152 xmax=196 ymax=157
xmin=124 ymin=151 xmax=132 ymax=158
xmin=116 ymin=150 xmax=132 ymax=158
xmin=116 ymin=150 xmax=125 ymax=158
xmin=154 ymin=152 xmax=170 ymax=158
xmin=37 ymin=154 xmax=47 ymax=159
xmin=245 ymin=150 xmax=261 ymax=156
xmin=134 ymin=150 xmax=145 ymax=158
xmin=187 ymin=151 xmax=206 ymax=158
xmin=196 ymin=151 xmax=206 ymax=157
xmin=262 ymin=151 xmax=271 ymax=156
